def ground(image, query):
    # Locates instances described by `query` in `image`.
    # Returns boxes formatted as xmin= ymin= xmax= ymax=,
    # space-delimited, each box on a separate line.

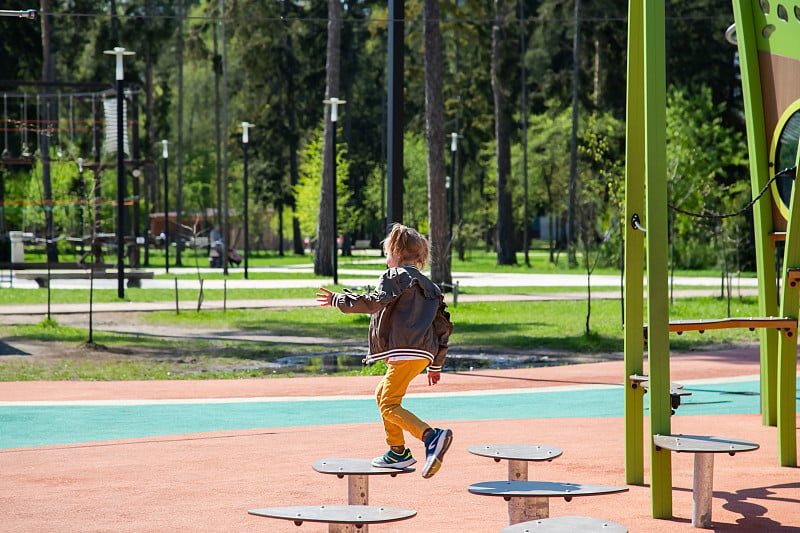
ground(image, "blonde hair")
xmin=382 ymin=223 xmax=429 ymax=269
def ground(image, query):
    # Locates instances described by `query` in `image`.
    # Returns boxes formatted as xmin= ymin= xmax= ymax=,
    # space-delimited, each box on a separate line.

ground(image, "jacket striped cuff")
xmin=363 ymin=349 xmax=434 ymax=365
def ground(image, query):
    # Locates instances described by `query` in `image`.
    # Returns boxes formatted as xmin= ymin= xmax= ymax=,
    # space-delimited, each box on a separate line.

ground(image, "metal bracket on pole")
xmin=631 ymin=213 xmax=647 ymax=232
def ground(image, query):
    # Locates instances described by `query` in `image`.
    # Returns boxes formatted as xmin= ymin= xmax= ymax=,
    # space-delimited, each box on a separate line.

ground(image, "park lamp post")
xmin=0 ymin=9 xmax=37 ymax=18
xmin=162 ymin=140 xmax=169 ymax=273
xmin=449 ymin=132 xmax=458 ymax=240
xmin=77 ymin=158 xmax=86 ymax=256
xmin=241 ymin=122 xmax=254 ymax=279
xmin=104 ymin=46 xmax=135 ymax=299
xmin=323 ymin=97 xmax=345 ymax=285
xmin=132 ymin=168 xmax=142 ymax=268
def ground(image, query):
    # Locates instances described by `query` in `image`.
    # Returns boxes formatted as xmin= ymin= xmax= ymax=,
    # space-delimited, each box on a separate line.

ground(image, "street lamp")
xmin=77 ymin=157 xmax=86 ymax=257
xmin=241 ymin=121 xmax=254 ymax=279
xmin=104 ymin=46 xmax=135 ymax=299
xmin=449 ymin=132 xmax=458 ymax=241
xmin=323 ymin=97 xmax=346 ymax=285
xmin=162 ymin=139 xmax=169 ymax=273
xmin=132 ymin=169 xmax=141 ymax=268
xmin=0 ymin=9 xmax=37 ymax=18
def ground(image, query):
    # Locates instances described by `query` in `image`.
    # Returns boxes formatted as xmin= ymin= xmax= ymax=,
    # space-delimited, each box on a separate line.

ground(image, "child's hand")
xmin=316 ymin=287 xmax=333 ymax=307
xmin=427 ymin=370 xmax=441 ymax=386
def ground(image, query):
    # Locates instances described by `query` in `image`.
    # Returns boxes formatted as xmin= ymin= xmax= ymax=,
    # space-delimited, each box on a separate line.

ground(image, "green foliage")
xmin=0 ymin=0 xmax=758 ymax=270
xmin=294 ymin=124 xmax=352 ymax=238
xmin=399 ymin=132 xmax=432 ymax=233
xmin=512 ymin=103 xmax=573 ymax=252
xmin=23 ymin=152 xmax=98 ymax=237
xmin=577 ymin=111 xmax=625 ymax=265
xmin=666 ymin=85 xmax=748 ymax=270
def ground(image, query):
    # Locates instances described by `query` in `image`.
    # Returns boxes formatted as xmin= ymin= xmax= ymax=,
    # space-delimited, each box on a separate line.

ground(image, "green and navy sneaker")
xmin=421 ymin=428 xmax=453 ymax=478
xmin=371 ymin=448 xmax=417 ymax=469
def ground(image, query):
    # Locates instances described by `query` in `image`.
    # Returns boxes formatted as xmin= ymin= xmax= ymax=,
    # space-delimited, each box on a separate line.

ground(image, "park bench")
xmin=653 ymin=434 xmax=759 ymax=528
xmin=13 ymin=267 xmax=153 ymax=288
xmin=0 ymin=262 xmax=114 ymax=270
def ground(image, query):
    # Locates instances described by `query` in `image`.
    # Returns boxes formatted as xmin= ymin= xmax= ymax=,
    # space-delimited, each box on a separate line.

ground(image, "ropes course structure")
xmin=623 ymin=0 xmax=800 ymax=521
xmin=0 ymin=83 xmax=150 ymax=268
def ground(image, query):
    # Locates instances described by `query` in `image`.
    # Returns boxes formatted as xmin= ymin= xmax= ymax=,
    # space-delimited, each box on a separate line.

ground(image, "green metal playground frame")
xmin=623 ymin=0 xmax=799 ymax=519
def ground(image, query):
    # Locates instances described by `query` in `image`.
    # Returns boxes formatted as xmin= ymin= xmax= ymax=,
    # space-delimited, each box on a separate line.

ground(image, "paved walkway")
xmin=1 ymin=268 xmax=795 ymax=531
xmin=2 ymin=264 xmax=762 ymax=290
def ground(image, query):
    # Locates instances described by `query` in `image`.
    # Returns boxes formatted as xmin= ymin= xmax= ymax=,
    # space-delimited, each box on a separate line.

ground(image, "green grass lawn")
xmin=138 ymin=295 xmax=765 ymax=352
xmin=1 ymin=248 xmax=766 ymax=381
xmin=22 ymin=246 xmax=751 ymax=277
xmin=0 ymin=294 xmax=767 ymax=381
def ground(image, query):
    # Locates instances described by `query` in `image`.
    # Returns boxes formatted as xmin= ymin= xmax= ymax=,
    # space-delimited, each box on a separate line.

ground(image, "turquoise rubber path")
xmin=1 ymin=379 xmax=797 ymax=449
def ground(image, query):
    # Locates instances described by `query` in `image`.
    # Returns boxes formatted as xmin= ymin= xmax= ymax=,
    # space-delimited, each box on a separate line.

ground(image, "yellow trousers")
xmin=374 ymin=359 xmax=431 ymax=447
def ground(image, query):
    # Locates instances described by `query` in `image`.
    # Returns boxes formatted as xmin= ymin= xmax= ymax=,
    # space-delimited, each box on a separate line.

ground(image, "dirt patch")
xmin=0 ymin=310 xmax=626 ymax=378
xmin=0 ymin=311 xmax=307 ymax=377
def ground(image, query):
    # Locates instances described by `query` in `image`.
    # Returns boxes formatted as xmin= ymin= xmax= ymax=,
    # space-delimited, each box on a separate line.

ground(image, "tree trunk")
xmin=175 ymin=0 xmax=185 ymax=266
xmin=40 ymin=0 xmax=58 ymax=262
xmin=284 ymin=0 xmax=304 ymax=256
xmin=314 ymin=0 xmax=342 ymax=277
xmin=492 ymin=0 xmax=516 ymax=265
xmin=144 ymin=0 xmax=156 ymax=265
xmin=423 ymin=0 xmax=451 ymax=288
xmin=567 ymin=0 xmax=581 ymax=267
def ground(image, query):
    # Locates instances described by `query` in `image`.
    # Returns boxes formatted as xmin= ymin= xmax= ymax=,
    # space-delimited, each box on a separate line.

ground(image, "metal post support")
xmin=692 ymin=453 xmax=714 ymax=528
xmin=642 ymin=0 xmax=672 ymax=517
xmin=776 ymin=142 xmax=800 ymax=467
xmin=347 ymin=474 xmax=368 ymax=533
xmin=623 ymin=0 xmax=647 ymax=487
xmin=506 ymin=459 xmax=547 ymax=523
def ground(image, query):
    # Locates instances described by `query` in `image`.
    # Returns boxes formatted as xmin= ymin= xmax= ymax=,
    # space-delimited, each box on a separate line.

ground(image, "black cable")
xmin=668 ymin=166 xmax=796 ymax=220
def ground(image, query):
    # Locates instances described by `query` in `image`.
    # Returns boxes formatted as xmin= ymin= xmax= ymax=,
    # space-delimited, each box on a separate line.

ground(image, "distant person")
xmin=227 ymin=247 xmax=242 ymax=267
xmin=209 ymin=224 xmax=222 ymax=246
xmin=316 ymin=223 xmax=454 ymax=478
xmin=209 ymin=224 xmax=223 ymax=268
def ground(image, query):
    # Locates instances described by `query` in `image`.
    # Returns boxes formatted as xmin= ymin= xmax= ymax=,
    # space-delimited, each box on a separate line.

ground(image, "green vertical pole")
xmin=643 ymin=0 xmax=672 ymax=519
xmin=731 ymin=0 xmax=779 ymax=427
xmin=776 ymin=146 xmax=800 ymax=467
xmin=623 ymin=0 xmax=645 ymax=486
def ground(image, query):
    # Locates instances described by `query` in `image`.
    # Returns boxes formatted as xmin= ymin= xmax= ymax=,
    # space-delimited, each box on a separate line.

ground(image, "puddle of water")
xmin=268 ymin=353 xmax=548 ymax=375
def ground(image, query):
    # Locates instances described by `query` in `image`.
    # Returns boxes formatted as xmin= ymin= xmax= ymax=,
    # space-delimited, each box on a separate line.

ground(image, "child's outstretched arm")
xmin=316 ymin=287 xmax=333 ymax=307
xmin=316 ymin=284 xmax=390 ymax=314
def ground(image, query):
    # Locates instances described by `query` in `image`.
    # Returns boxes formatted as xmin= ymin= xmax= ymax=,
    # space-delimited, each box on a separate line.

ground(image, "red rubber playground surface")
xmin=1 ymin=347 xmax=798 ymax=532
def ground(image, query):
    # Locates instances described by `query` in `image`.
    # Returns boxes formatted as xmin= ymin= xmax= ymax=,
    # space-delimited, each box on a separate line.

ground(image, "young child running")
xmin=316 ymin=223 xmax=454 ymax=478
